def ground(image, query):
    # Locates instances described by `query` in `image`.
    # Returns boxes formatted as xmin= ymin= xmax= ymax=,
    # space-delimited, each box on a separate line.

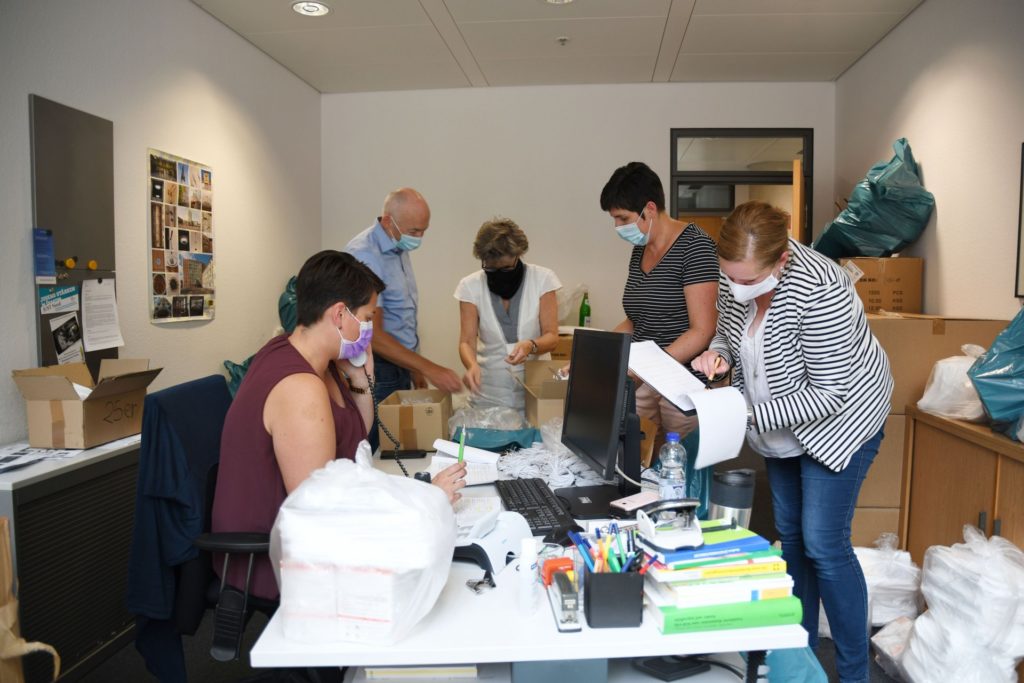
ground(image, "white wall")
xmin=322 ymin=82 xmax=835 ymax=375
xmin=836 ymin=0 xmax=1024 ymax=320
xmin=0 ymin=0 xmax=321 ymax=443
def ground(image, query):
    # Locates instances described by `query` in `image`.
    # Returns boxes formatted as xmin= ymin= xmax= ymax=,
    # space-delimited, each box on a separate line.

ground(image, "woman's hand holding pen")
xmin=691 ymin=350 xmax=730 ymax=380
xmin=432 ymin=461 xmax=467 ymax=505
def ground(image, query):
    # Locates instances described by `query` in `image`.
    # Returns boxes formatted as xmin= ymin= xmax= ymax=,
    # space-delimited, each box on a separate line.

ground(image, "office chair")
xmin=128 ymin=374 xmax=270 ymax=680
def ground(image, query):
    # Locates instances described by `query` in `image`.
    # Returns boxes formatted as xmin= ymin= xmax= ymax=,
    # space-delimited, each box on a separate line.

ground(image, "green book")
xmin=646 ymin=595 xmax=803 ymax=634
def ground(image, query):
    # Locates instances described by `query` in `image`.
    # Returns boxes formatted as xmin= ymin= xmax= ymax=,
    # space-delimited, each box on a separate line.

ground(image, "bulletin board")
xmin=29 ymin=95 xmax=118 ymax=378
xmin=148 ymin=149 xmax=215 ymax=322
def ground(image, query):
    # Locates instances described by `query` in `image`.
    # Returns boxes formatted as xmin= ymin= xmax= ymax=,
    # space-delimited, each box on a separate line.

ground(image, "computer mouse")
xmin=542 ymin=522 xmax=585 ymax=547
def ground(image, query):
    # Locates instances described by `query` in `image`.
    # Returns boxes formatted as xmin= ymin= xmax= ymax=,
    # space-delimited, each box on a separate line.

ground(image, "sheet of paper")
xmin=49 ymin=312 xmax=84 ymax=364
xmin=689 ymin=387 xmax=748 ymax=469
xmin=453 ymin=496 xmax=501 ymax=530
xmin=39 ymin=285 xmax=79 ymax=315
xmin=432 ymin=439 xmax=499 ymax=465
xmin=426 ymin=454 xmax=498 ymax=486
xmin=628 ymin=340 xmax=705 ymax=411
xmin=82 ymin=279 xmax=124 ymax=351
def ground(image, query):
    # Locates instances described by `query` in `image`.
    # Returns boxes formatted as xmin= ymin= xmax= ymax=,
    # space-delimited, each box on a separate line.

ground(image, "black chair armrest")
xmin=194 ymin=532 xmax=269 ymax=554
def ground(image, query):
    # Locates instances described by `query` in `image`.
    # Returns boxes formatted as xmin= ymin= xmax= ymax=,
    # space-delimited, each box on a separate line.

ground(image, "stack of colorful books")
xmin=639 ymin=519 xmax=803 ymax=634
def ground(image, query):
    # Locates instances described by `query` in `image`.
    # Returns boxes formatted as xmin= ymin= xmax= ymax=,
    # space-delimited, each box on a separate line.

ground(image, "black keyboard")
xmin=495 ymin=477 xmax=577 ymax=536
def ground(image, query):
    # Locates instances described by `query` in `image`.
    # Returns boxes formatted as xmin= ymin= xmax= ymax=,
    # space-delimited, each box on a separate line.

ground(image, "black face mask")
xmin=485 ymin=259 xmax=525 ymax=300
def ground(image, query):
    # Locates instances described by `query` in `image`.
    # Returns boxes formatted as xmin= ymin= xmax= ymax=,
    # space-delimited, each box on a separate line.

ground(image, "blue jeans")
xmin=764 ymin=429 xmax=884 ymax=683
xmin=370 ymin=357 xmax=411 ymax=452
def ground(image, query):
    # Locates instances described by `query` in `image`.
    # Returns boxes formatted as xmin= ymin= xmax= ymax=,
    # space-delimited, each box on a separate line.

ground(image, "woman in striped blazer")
xmin=692 ymin=201 xmax=893 ymax=683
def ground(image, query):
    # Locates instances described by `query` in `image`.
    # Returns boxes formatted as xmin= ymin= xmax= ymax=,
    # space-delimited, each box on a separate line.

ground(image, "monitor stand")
xmin=554 ymin=412 xmax=642 ymax=519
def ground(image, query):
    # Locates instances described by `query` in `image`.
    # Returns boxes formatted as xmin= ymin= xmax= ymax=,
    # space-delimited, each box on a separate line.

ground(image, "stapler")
xmin=453 ymin=511 xmax=531 ymax=584
xmin=636 ymin=499 xmax=704 ymax=552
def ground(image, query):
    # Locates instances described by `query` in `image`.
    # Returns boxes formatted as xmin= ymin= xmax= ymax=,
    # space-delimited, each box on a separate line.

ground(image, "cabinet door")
xmin=906 ymin=423 xmax=996 ymax=565
xmin=995 ymin=455 xmax=1024 ymax=550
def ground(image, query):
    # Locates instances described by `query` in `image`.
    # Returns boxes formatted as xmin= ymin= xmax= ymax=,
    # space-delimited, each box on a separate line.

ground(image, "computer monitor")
xmin=555 ymin=329 xmax=642 ymax=519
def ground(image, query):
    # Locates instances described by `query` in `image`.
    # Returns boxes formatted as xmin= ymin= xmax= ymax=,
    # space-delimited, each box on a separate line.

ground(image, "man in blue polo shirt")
xmin=346 ymin=187 xmax=462 ymax=451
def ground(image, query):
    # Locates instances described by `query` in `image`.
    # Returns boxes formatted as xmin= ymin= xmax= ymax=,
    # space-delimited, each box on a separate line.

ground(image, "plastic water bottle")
xmin=658 ymin=432 xmax=687 ymax=501
xmin=518 ymin=537 xmax=540 ymax=615
xmin=578 ymin=291 xmax=591 ymax=327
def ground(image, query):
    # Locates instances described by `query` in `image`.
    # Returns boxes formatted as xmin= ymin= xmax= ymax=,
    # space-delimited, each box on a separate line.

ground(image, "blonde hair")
xmin=472 ymin=217 xmax=529 ymax=262
xmin=718 ymin=201 xmax=790 ymax=267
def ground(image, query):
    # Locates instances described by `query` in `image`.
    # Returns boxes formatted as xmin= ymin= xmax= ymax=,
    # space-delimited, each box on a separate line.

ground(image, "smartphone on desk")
xmin=380 ymin=449 xmax=428 ymax=460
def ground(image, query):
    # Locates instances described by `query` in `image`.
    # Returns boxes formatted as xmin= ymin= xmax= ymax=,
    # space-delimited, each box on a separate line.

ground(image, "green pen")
xmin=458 ymin=425 xmax=466 ymax=463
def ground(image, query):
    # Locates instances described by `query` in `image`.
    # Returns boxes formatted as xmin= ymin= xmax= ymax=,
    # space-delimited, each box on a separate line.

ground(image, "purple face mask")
xmin=338 ymin=308 xmax=373 ymax=364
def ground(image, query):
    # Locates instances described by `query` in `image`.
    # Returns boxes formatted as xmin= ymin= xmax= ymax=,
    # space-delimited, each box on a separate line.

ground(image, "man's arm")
xmin=370 ymin=307 xmax=462 ymax=393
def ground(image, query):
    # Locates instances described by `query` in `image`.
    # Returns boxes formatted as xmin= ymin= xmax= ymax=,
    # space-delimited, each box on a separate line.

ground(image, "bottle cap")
xmin=666 ymin=432 xmax=680 ymax=442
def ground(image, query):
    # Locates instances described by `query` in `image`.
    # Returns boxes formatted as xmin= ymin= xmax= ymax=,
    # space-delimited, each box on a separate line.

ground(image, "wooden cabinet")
xmin=900 ymin=406 xmax=1024 ymax=565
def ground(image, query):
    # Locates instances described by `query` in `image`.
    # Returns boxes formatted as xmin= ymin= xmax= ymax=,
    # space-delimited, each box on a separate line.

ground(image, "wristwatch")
xmin=528 ymin=339 xmax=538 ymax=355
xmin=347 ymin=383 xmax=370 ymax=395
xmin=746 ymin=407 xmax=756 ymax=431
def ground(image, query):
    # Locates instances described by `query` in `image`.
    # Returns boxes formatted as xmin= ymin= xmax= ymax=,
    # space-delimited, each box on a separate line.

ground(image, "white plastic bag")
xmin=556 ymin=283 xmax=587 ymax=326
xmin=270 ymin=443 xmax=455 ymax=644
xmin=900 ymin=525 xmax=1024 ymax=683
xmin=871 ymin=616 xmax=913 ymax=680
xmin=916 ymin=344 xmax=986 ymax=421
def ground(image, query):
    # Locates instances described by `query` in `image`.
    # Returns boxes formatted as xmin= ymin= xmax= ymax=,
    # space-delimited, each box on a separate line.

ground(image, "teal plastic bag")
xmin=814 ymin=138 xmax=934 ymax=258
xmin=968 ymin=311 xmax=1023 ymax=439
xmin=223 ymin=356 xmax=253 ymax=398
xmin=451 ymin=426 xmax=542 ymax=453
xmin=278 ymin=275 xmax=298 ymax=334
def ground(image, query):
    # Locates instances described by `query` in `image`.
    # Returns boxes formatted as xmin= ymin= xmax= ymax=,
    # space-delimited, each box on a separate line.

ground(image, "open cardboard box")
xmin=377 ymin=389 xmax=453 ymax=450
xmin=12 ymin=358 xmax=161 ymax=449
xmin=521 ymin=360 xmax=568 ymax=428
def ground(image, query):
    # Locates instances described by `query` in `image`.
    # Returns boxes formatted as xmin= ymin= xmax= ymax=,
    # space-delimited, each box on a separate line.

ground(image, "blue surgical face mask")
xmin=389 ymin=215 xmax=422 ymax=252
xmin=615 ymin=209 xmax=653 ymax=246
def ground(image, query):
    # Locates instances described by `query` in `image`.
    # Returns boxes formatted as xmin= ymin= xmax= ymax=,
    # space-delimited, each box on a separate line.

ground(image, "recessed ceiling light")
xmin=546 ymin=0 xmax=574 ymax=5
xmin=292 ymin=1 xmax=330 ymax=17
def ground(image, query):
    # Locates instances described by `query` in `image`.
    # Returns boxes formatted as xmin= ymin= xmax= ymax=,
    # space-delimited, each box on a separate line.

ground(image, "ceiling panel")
xmin=672 ymin=51 xmax=860 ymax=81
xmin=194 ymin=0 xmax=430 ymax=34
xmin=446 ymin=0 xmax=671 ymax=23
xmin=692 ymin=0 xmax=919 ymax=16
xmin=189 ymin=0 xmax=925 ymax=93
xmin=478 ymin=55 xmax=656 ymax=87
xmin=312 ymin=61 xmax=471 ymax=93
xmin=460 ymin=17 xmax=664 ymax=61
xmin=680 ymin=12 xmax=906 ymax=54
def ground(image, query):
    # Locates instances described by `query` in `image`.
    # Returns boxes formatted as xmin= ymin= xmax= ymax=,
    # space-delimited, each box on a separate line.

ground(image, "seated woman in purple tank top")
xmin=213 ymin=250 xmax=467 ymax=600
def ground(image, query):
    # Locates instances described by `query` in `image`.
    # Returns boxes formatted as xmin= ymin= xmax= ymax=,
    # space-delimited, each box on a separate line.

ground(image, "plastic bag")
xmin=917 ymin=344 xmax=987 ymax=421
xmin=968 ymin=309 xmax=1024 ymax=439
xmin=278 ymin=275 xmax=298 ymax=334
xmin=871 ymin=616 xmax=913 ymax=681
xmin=270 ymin=444 xmax=455 ymax=644
xmin=223 ymin=356 xmax=252 ymax=398
xmin=813 ymin=138 xmax=935 ymax=258
xmin=900 ymin=525 xmax=1024 ymax=683
xmin=556 ymin=283 xmax=588 ymax=326
xmin=763 ymin=647 xmax=827 ymax=683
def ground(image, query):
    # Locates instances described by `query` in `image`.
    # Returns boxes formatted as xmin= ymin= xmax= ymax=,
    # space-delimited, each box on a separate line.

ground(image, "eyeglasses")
xmin=481 ymin=258 xmax=518 ymax=273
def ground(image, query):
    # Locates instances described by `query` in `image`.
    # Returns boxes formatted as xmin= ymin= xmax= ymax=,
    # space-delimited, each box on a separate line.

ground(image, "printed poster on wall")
xmin=148 ymin=149 xmax=215 ymax=323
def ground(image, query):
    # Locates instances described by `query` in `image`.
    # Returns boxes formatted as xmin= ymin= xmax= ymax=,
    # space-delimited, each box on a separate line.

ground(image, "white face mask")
xmin=725 ymin=266 xmax=780 ymax=302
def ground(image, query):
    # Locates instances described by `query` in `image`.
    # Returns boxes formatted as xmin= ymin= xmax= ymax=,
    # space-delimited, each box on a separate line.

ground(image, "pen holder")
xmin=583 ymin=570 xmax=644 ymax=628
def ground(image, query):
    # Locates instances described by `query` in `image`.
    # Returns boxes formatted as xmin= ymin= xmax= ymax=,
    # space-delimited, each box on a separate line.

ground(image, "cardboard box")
xmin=522 ymin=360 xmax=568 ymax=428
xmin=550 ymin=333 xmax=574 ymax=361
xmin=12 ymin=359 xmax=161 ymax=449
xmin=851 ymin=507 xmax=900 ymax=547
xmin=857 ymin=415 xmax=906 ymax=508
xmin=840 ymin=257 xmax=923 ymax=314
xmin=377 ymin=389 xmax=453 ymax=450
xmin=868 ymin=314 xmax=1008 ymax=414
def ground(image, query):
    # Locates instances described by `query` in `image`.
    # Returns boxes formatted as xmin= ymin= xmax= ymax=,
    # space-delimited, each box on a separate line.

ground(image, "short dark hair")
xmin=294 ymin=250 xmax=385 ymax=327
xmin=599 ymin=161 xmax=665 ymax=214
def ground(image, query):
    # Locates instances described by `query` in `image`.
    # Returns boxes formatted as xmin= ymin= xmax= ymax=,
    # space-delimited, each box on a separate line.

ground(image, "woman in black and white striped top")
xmin=692 ymin=201 xmax=892 ymax=683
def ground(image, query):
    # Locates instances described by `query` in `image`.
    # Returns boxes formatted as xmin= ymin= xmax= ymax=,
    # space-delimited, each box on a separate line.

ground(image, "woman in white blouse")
xmin=454 ymin=218 xmax=561 ymax=411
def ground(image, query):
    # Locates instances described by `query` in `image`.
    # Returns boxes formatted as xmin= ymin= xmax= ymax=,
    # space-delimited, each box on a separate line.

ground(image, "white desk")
xmin=251 ymin=449 xmax=806 ymax=671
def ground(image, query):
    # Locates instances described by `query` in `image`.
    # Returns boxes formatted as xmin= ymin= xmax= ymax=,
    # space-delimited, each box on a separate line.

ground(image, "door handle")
xmin=978 ymin=511 xmax=988 ymax=533
xmin=994 ymin=518 xmax=1002 ymax=537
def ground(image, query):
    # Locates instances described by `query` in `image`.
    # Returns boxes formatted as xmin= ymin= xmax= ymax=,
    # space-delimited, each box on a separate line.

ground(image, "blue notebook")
xmin=639 ymin=526 xmax=771 ymax=564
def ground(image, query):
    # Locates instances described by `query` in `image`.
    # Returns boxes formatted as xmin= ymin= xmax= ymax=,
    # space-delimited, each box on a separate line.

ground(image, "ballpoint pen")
xmin=458 ymin=425 xmax=466 ymax=464
xmin=704 ymin=354 xmax=723 ymax=390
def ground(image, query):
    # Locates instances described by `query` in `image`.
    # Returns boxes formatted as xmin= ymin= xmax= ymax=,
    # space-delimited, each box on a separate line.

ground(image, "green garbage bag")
xmin=968 ymin=310 xmax=1023 ymax=440
xmin=814 ymin=138 xmax=934 ymax=258
xmin=278 ymin=275 xmax=298 ymax=334
xmin=223 ymin=356 xmax=252 ymax=398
